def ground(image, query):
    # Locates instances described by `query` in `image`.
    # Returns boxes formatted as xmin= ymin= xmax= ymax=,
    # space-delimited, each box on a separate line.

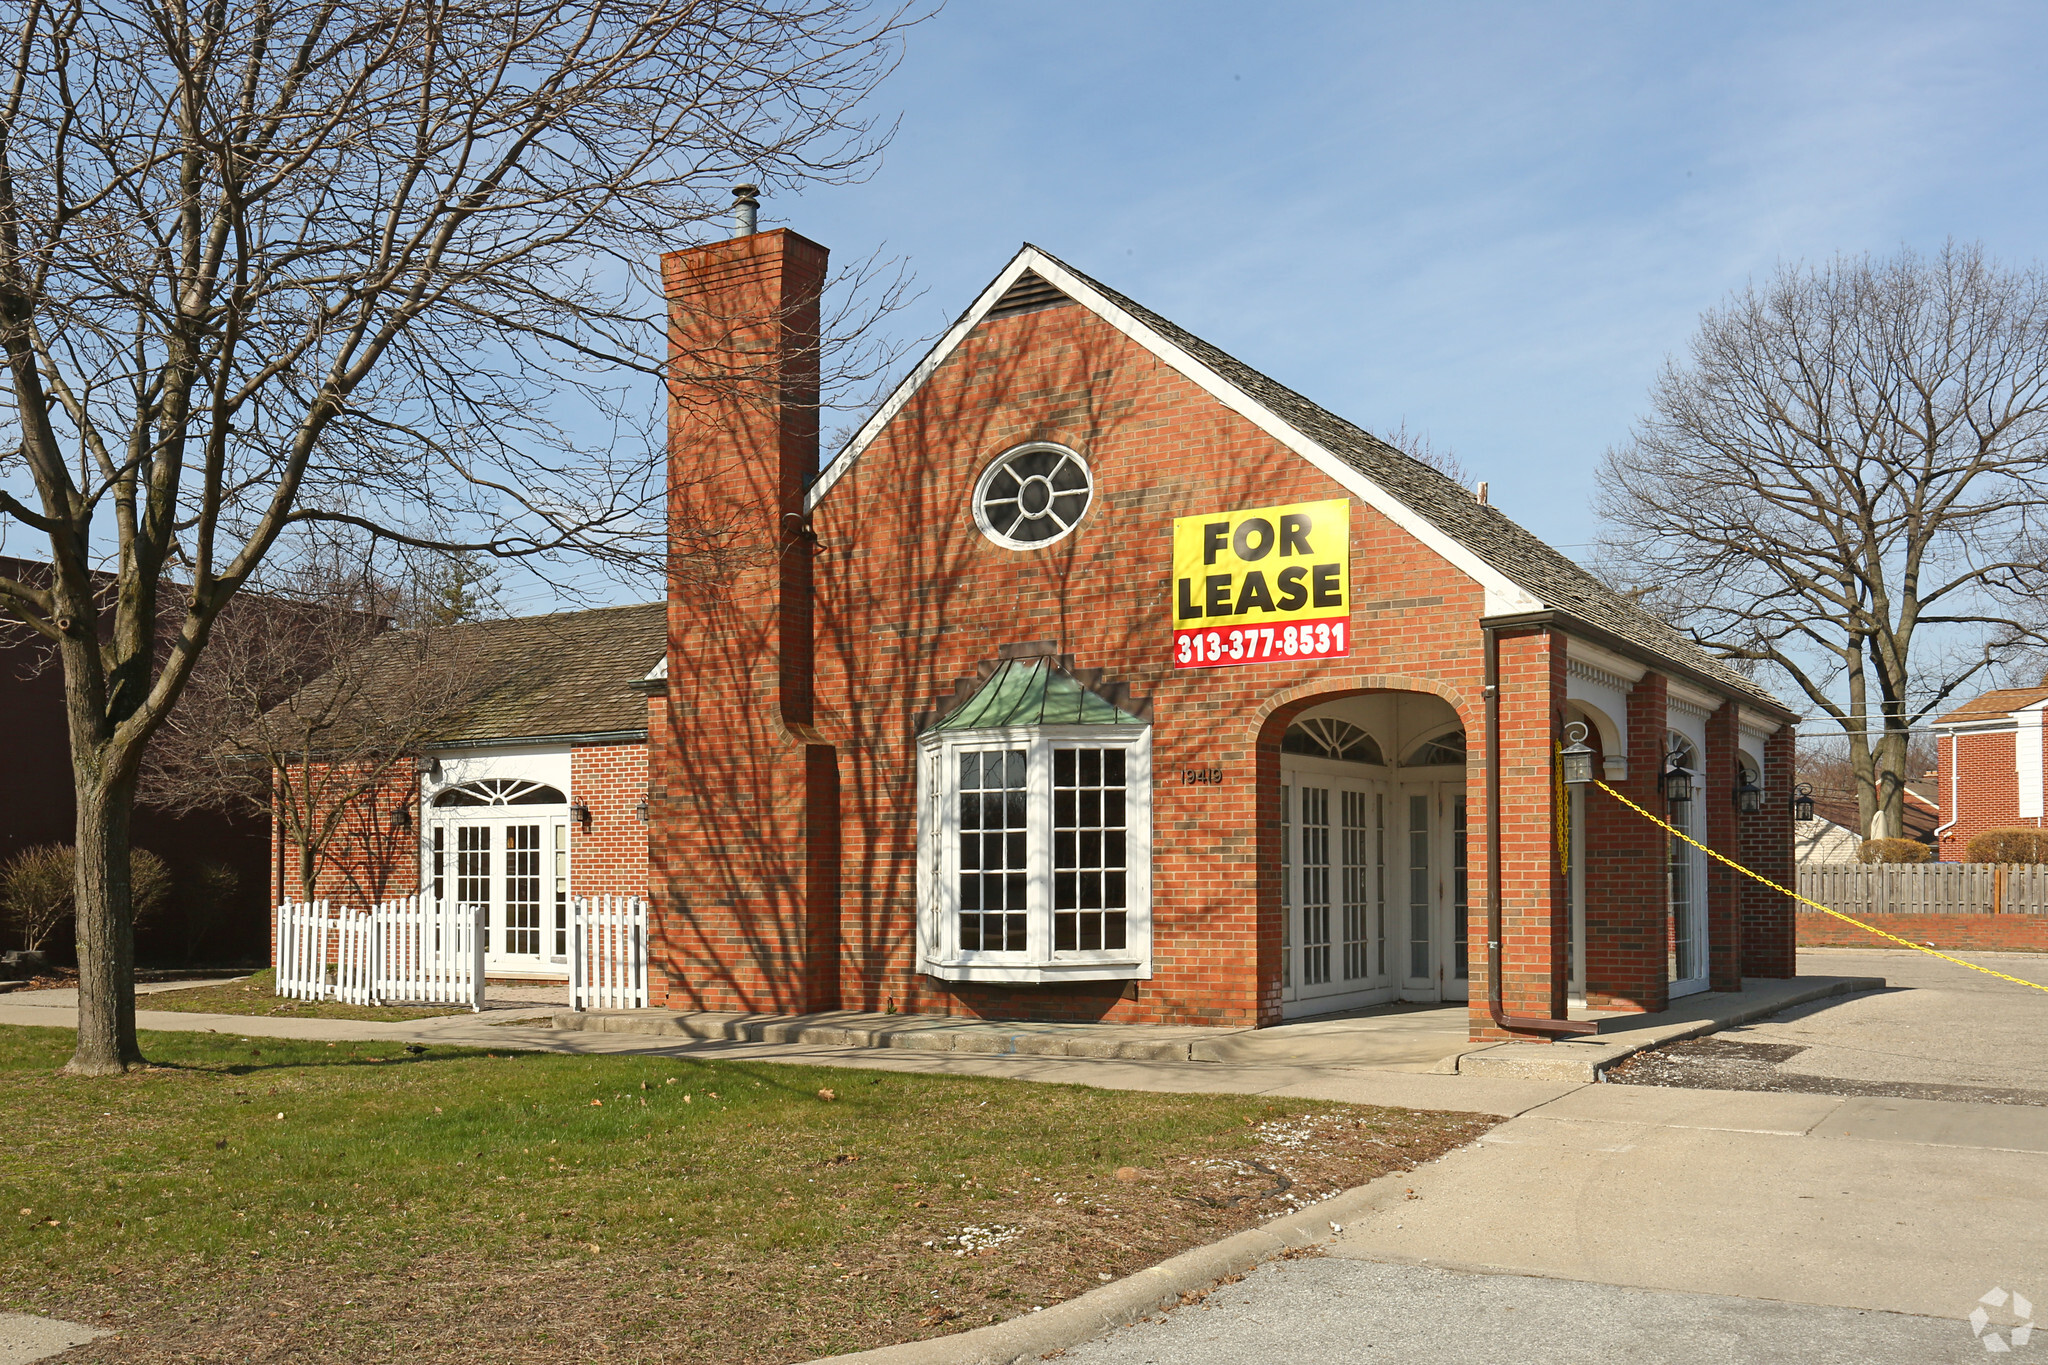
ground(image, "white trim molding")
xmin=2018 ymin=703 xmax=2046 ymax=820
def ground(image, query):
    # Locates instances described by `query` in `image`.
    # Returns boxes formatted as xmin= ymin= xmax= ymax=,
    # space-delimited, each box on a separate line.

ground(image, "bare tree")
xmin=1597 ymin=244 xmax=2048 ymax=842
xmin=1382 ymin=420 xmax=1472 ymax=487
xmin=143 ymin=557 xmax=488 ymax=904
xmin=0 ymin=0 xmax=920 ymax=1072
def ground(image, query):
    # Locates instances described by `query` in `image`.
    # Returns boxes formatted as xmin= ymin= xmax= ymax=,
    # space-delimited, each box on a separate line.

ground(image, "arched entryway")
xmin=1277 ymin=692 xmax=1470 ymax=1019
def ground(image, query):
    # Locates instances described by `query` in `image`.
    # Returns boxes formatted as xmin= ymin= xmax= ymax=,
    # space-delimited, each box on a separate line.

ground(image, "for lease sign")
xmin=1170 ymin=498 xmax=1351 ymax=669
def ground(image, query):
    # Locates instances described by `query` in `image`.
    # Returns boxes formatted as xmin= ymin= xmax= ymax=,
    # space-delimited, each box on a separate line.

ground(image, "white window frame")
xmin=916 ymin=724 xmax=1152 ymax=984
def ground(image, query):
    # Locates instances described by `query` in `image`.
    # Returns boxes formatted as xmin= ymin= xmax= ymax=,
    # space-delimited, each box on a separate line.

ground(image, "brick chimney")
xmin=649 ymin=199 xmax=840 ymax=1014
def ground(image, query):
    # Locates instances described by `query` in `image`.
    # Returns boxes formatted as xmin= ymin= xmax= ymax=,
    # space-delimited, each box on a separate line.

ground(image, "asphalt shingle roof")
xmin=1025 ymin=249 xmax=1789 ymax=714
xmin=1935 ymin=685 xmax=2048 ymax=725
xmin=312 ymin=602 xmax=665 ymax=747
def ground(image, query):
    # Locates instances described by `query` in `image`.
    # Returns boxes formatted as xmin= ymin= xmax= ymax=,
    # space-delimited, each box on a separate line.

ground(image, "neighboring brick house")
xmin=1932 ymin=684 xmax=2048 ymax=860
xmin=651 ymin=216 xmax=1803 ymax=1043
xmin=277 ymin=603 xmax=662 ymax=981
xmin=0 ymin=554 xmax=272 ymax=963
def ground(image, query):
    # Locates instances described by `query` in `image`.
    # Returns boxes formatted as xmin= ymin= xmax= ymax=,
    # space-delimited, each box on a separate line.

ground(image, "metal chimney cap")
xmin=731 ymin=183 xmax=760 ymax=237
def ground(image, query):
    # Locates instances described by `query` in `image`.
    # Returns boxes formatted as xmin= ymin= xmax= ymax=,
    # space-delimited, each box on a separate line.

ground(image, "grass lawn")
xmin=0 ymin=1025 xmax=1492 ymax=1364
xmin=140 ymin=969 xmax=467 ymax=1023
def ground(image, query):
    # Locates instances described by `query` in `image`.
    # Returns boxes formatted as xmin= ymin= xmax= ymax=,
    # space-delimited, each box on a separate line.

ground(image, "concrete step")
xmin=552 ymin=1007 xmax=1228 ymax=1061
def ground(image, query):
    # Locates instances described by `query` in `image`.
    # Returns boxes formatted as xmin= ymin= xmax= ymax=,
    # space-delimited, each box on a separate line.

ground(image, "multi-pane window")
xmin=920 ymin=728 xmax=1151 ymax=982
xmin=553 ymin=821 xmax=570 ymax=960
xmin=457 ymin=825 xmax=491 ymax=948
xmin=1408 ymin=794 xmax=1431 ymax=981
xmin=1280 ymin=785 xmax=1292 ymax=991
xmin=959 ymin=750 xmax=1029 ymax=953
xmin=1052 ymin=748 xmax=1127 ymax=952
xmin=1451 ymin=796 xmax=1469 ymax=980
xmin=1298 ymin=787 xmax=1332 ymax=986
xmin=1342 ymin=790 xmax=1371 ymax=981
xmin=504 ymin=824 xmax=542 ymax=957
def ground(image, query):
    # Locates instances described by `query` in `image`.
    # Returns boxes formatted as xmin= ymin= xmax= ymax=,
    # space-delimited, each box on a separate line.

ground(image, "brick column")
xmin=1740 ymin=725 xmax=1797 ymax=977
xmin=652 ymin=227 xmax=841 ymax=1013
xmin=1583 ymin=672 xmax=1670 ymax=1013
xmin=1468 ymin=626 xmax=1569 ymax=1042
xmin=1705 ymin=702 xmax=1743 ymax=990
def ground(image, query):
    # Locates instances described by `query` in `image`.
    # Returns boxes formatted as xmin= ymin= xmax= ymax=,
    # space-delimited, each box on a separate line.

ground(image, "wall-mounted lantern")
xmin=1660 ymin=750 xmax=1694 ymax=810
xmin=571 ymin=799 xmax=593 ymax=830
xmin=1790 ymin=782 xmax=1816 ymax=823
xmin=1734 ymin=769 xmax=1765 ymax=814
xmin=1559 ymin=721 xmax=1596 ymax=787
xmin=634 ymin=795 xmax=650 ymax=823
xmin=391 ymin=799 xmax=413 ymax=832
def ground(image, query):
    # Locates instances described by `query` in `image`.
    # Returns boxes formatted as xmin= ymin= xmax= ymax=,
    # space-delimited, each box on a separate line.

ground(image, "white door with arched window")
xmin=425 ymin=778 xmax=573 ymax=978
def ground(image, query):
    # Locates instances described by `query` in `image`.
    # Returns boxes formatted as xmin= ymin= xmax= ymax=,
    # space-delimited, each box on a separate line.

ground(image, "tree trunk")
xmin=65 ymin=773 xmax=143 ymax=1075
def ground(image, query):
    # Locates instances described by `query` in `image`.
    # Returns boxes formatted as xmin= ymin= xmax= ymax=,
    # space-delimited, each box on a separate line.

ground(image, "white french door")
xmin=428 ymin=812 xmax=572 ymax=977
xmin=1280 ymin=763 xmax=1394 ymax=1017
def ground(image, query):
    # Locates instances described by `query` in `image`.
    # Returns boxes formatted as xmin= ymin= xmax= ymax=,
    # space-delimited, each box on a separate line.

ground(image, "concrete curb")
xmin=793 ymin=1171 xmax=1416 ymax=1365
xmin=1455 ymin=975 xmax=1888 ymax=1083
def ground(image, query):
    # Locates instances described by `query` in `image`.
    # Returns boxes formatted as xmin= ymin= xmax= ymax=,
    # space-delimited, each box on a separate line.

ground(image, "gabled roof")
xmin=1935 ymin=684 xmax=2048 ymax=726
xmin=279 ymin=602 xmax=666 ymax=750
xmin=809 ymin=245 xmax=1786 ymax=715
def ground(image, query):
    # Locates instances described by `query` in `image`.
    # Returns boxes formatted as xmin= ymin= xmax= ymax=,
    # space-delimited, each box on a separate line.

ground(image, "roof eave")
xmin=1484 ymin=608 xmax=1797 ymax=722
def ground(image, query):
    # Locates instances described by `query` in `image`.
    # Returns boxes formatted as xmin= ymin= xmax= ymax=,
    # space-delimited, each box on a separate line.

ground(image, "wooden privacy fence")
xmin=1798 ymin=863 xmax=2048 ymax=917
xmin=572 ymin=895 xmax=649 ymax=1011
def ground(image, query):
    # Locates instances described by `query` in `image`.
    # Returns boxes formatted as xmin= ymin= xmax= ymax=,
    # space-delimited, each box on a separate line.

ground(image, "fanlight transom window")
xmin=1402 ymin=729 xmax=1468 ymax=767
xmin=1281 ymin=717 xmax=1386 ymax=765
xmin=973 ymin=443 xmax=1093 ymax=548
xmin=431 ymin=779 xmax=568 ymax=808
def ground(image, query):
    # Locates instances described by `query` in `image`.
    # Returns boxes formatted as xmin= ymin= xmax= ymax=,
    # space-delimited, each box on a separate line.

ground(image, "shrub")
xmin=0 ymin=844 xmax=174 ymax=952
xmin=1858 ymin=838 xmax=1933 ymax=865
xmin=1965 ymin=827 xmax=2048 ymax=864
xmin=0 ymin=845 xmax=74 ymax=952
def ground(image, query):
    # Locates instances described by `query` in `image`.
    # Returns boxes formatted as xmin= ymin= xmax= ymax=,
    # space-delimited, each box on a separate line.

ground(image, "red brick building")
xmin=0 ymin=555 xmax=273 ymax=964
xmin=275 ymin=604 xmax=662 ymax=981
xmin=651 ymin=218 xmax=1803 ymax=1043
xmin=1932 ymin=684 xmax=2048 ymax=860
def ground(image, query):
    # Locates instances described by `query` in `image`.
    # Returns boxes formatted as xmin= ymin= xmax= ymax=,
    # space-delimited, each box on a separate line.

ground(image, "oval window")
xmin=973 ymin=443 xmax=1093 ymax=548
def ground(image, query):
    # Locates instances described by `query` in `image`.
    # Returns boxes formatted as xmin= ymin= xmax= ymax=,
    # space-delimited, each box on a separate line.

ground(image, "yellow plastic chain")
xmin=1593 ymin=780 xmax=2048 ymax=996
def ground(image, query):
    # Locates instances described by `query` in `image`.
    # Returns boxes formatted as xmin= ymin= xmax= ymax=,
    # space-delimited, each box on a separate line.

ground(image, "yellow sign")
xmin=1170 ymin=498 xmax=1350 ymax=669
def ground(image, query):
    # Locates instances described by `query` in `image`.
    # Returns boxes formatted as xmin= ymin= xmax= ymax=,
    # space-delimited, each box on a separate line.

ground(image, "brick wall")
xmin=1797 ymin=912 xmax=2048 ymax=952
xmin=650 ymin=228 xmax=838 ymax=1014
xmin=1583 ymin=673 xmax=1670 ymax=1011
xmin=569 ymin=741 xmax=650 ymax=899
xmin=655 ymin=244 xmax=1796 ymax=1035
xmin=1740 ymin=727 xmax=1798 ymax=977
xmin=1936 ymin=729 xmax=2037 ymax=860
xmin=270 ymin=742 xmax=649 ymax=967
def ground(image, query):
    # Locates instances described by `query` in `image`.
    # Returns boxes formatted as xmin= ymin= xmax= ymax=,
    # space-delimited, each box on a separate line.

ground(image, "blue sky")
xmin=730 ymin=0 xmax=2045 ymax=571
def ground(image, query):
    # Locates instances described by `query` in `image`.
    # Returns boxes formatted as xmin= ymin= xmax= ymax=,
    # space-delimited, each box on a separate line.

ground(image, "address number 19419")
xmin=1173 ymin=617 xmax=1349 ymax=669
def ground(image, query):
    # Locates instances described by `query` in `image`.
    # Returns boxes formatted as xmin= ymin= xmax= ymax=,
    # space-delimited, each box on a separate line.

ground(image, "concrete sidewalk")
xmin=1053 ymin=1081 xmax=2048 ymax=1365
xmin=550 ymin=974 xmax=1884 ymax=1078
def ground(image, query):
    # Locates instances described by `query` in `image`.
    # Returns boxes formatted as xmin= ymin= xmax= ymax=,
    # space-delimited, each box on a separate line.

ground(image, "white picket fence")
xmin=572 ymin=895 xmax=649 ymax=1010
xmin=273 ymin=894 xmax=650 ymax=1011
xmin=1798 ymin=863 xmax=2048 ymax=917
